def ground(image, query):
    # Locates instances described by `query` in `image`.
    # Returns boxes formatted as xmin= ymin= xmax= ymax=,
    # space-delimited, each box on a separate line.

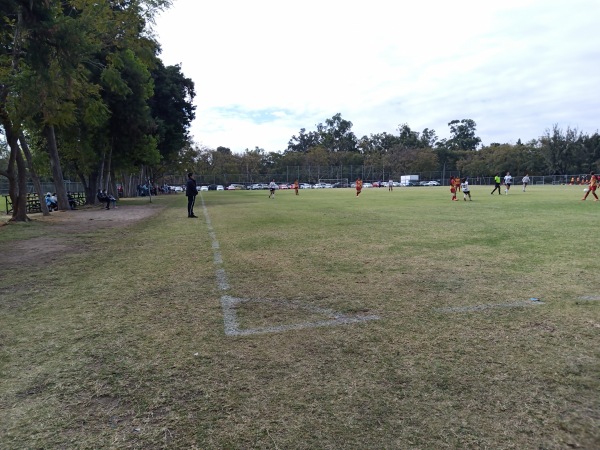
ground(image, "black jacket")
xmin=186 ymin=178 xmax=197 ymax=197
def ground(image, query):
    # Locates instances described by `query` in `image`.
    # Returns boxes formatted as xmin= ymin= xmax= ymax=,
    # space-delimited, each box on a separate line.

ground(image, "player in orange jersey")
xmin=356 ymin=178 xmax=363 ymax=196
xmin=581 ymin=172 xmax=599 ymax=201
xmin=450 ymin=177 xmax=457 ymax=201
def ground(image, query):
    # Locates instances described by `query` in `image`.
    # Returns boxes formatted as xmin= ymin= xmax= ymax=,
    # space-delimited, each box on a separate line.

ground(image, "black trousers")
xmin=187 ymin=195 xmax=196 ymax=216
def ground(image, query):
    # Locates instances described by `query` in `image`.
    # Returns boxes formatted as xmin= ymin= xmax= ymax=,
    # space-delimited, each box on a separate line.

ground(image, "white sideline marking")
xmin=435 ymin=299 xmax=545 ymax=313
xmin=199 ymin=194 xmax=380 ymax=336
xmin=579 ymin=296 xmax=600 ymax=301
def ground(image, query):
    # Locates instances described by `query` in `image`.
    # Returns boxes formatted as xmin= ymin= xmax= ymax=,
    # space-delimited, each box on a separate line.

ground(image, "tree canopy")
xmin=0 ymin=0 xmax=194 ymax=221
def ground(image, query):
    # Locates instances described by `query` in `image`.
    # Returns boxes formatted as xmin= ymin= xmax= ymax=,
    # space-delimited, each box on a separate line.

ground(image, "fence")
xmin=0 ymin=173 xmax=588 ymax=195
xmin=192 ymin=170 xmax=586 ymax=188
xmin=0 ymin=181 xmax=84 ymax=196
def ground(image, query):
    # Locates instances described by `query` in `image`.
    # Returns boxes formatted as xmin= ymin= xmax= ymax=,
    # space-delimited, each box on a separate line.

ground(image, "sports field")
xmin=1 ymin=185 xmax=599 ymax=448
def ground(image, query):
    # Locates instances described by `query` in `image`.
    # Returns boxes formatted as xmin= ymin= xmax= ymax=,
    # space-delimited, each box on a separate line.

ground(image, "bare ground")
xmin=0 ymin=203 xmax=163 ymax=270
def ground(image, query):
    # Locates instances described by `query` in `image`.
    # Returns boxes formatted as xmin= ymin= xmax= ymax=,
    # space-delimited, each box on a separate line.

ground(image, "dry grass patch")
xmin=1 ymin=188 xmax=599 ymax=449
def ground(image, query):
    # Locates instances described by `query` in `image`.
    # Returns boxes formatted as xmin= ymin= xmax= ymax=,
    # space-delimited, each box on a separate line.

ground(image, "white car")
xmin=170 ymin=185 xmax=183 ymax=192
xmin=199 ymin=185 xmax=208 ymax=191
xmin=425 ymin=181 xmax=441 ymax=186
xmin=216 ymin=185 xmax=224 ymax=191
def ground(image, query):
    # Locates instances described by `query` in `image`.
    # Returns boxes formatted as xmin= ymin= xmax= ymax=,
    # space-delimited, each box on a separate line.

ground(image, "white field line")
xmin=199 ymin=194 xmax=380 ymax=336
xmin=579 ymin=296 xmax=600 ymax=301
xmin=435 ymin=300 xmax=545 ymax=313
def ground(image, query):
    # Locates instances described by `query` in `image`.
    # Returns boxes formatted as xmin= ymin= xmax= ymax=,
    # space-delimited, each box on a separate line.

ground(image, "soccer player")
xmin=293 ymin=179 xmax=299 ymax=195
xmin=388 ymin=179 xmax=393 ymax=191
xmin=450 ymin=178 xmax=457 ymax=201
xmin=461 ymin=177 xmax=472 ymax=201
xmin=581 ymin=172 xmax=599 ymax=201
xmin=356 ymin=178 xmax=363 ymax=197
xmin=504 ymin=172 xmax=512 ymax=194
xmin=268 ymin=179 xmax=277 ymax=199
xmin=522 ymin=173 xmax=530 ymax=192
xmin=491 ymin=173 xmax=501 ymax=195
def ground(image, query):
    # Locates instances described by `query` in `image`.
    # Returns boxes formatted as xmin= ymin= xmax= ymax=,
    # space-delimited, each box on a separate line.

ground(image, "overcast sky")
xmin=153 ymin=0 xmax=600 ymax=153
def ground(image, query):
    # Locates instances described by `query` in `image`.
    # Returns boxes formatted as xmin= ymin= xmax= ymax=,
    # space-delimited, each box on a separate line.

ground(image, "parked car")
xmin=425 ymin=181 xmax=441 ymax=186
xmin=300 ymin=183 xmax=312 ymax=189
xmin=216 ymin=185 xmax=224 ymax=191
xmin=199 ymin=185 xmax=208 ymax=191
xmin=227 ymin=184 xmax=245 ymax=190
xmin=250 ymin=183 xmax=262 ymax=190
xmin=279 ymin=184 xmax=289 ymax=189
xmin=363 ymin=182 xmax=373 ymax=188
xmin=170 ymin=185 xmax=183 ymax=192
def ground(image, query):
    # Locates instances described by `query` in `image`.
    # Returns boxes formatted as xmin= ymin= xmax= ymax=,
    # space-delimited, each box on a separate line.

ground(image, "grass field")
xmin=1 ymin=185 xmax=599 ymax=449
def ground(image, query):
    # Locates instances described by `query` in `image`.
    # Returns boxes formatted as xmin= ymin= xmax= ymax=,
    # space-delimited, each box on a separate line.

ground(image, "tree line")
xmin=175 ymin=115 xmax=600 ymax=185
xmin=0 ymin=0 xmax=195 ymax=221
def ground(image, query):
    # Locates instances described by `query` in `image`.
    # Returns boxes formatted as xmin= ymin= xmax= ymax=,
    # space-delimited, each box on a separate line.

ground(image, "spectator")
xmin=97 ymin=189 xmax=111 ymax=210
xmin=105 ymin=190 xmax=117 ymax=208
xmin=45 ymin=192 xmax=58 ymax=211
xmin=67 ymin=192 xmax=77 ymax=210
xmin=186 ymin=172 xmax=198 ymax=218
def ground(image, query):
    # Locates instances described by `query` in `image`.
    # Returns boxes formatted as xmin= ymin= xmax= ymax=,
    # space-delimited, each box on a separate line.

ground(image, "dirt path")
xmin=0 ymin=203 xmax=164 ymax=270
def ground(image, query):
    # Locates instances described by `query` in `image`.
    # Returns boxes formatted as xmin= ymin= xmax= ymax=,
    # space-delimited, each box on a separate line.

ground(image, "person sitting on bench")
xmin=45 ymin=192 xmax=58 ymax=211
xmin=67 ymin=192 xmax=77 ymax=210
xmin=97 ymin=189 xmax=111 ymax=209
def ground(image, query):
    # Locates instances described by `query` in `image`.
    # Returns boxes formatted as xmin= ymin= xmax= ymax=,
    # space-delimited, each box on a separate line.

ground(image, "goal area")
xmin=319 ymin=178 xmax=349 ymax=188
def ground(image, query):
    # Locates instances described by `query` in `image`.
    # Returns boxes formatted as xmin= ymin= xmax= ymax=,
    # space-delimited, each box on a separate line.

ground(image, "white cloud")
xmin=154 ymin=0 xmax=600 ymax=152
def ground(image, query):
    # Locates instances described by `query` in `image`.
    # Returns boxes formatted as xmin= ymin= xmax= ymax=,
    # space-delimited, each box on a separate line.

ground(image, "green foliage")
xmin=446 ymin=119 xmax=482 ymax=151
xmin=149 ymin=61 xmax=195 ymax=162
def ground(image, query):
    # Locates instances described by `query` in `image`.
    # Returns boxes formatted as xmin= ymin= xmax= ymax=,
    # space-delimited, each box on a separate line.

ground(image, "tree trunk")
xmin=0 ymin=108 xmax=29 ymax=222
xmin=19 ymin=132 xmax=50 ymax=216
xmin=44 ymin=124 xmax=69 ymax=210
xmin=109 ymin=169 xmax=118 ymax=201
xmin=13 ymin=144 xmax=29 ymax=221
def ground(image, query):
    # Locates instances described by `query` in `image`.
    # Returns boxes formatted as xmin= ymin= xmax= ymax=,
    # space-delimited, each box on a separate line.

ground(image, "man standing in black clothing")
xmin=186 ymin=172 xmax=198 ymax=218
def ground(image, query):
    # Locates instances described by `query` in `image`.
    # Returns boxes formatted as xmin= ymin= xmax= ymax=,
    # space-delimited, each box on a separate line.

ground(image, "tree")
xmin=358 ymin=132 xmax=400 ymax=154
xmin=0 ymin=0 xmax=175 ymax=217
xmin=540 ymin=124 xmax=583 ymax=175
xmin=397 ymin=123 xmax=421 ymax=149
xmin=446 ymin=119 xmax=481 ymax=151
xmin=580 ymin=132 xmax=600 ymax=171
xmin=321 ymin=113 xmax=357 ymax=152
xmin=149 ymin=61 xmax=196 ymax=163
xmin=287 ymin=128 xmax=320 ymax=153
xmin=420 ymin=128 xmax=438 ymax=148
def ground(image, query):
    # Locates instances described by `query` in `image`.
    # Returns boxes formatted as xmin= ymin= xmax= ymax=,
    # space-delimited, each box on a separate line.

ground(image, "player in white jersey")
xmin=522 ymin=174 xmax=530 ymax=192
xmin=504 ymin=172 xmax=512 ymax=194
xmin=461 ymin=177 xmax=472 ymax=201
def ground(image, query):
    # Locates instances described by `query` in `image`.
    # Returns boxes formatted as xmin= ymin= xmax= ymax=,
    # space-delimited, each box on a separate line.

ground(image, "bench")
xmin=3 ymin=192 xmax=87 ymax=215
